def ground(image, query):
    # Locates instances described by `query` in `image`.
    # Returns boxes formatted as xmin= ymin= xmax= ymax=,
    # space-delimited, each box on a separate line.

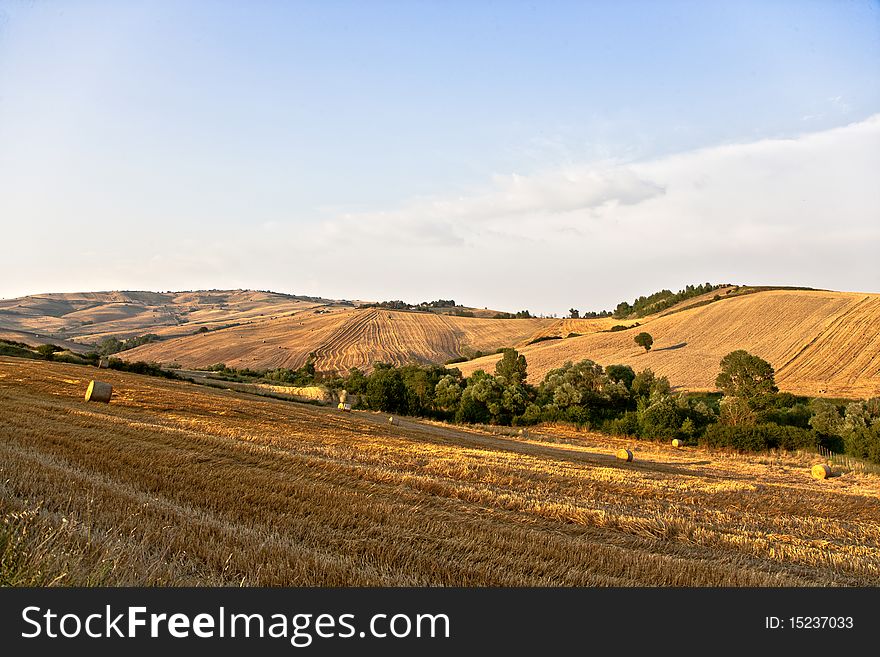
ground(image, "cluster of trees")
xmin=566 ymin=283 xmax=726 ymax=321
xmin=320 ymin=348 xmax=880 ymax=465
xmin=95 ymin=334 xmax=161 ymax=356
xmin=491 ymin=310 xmax=533 ymax=319
xmin=612 ymin=283 xmax=727 ymax=318
xmin=363 ymin=299 xmax=461 ymax=311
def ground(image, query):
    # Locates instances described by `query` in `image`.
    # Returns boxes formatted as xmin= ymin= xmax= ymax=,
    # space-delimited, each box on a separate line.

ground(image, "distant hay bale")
xmin=84 ymin=380 xmax=112 ymax=403
xmin=672 ymin=438 xmax=683 ymax=448
xmin=338 ymin=402 xmax=352 ymax=412
xmin=389 ymin=416 xmax=399 ymax=426
xmin=811 ymin=464 xmax=832 ymax=480
xmin=616 ymin=448 xmax=633 ymax=462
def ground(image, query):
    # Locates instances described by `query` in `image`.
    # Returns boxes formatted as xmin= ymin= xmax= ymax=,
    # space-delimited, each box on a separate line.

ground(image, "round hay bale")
xmin=84 ymin=380 xmax=112 ymax=403
xmin=389 ymin=416 xmax=399 ymax=426
xmin=337 ymin=402 xmax=351 ymax=412
xmin=811 ymin=464 xmax=832 ymax=480
xmin=672 ymin=438 xmax=683 ymax=448
xmin=616 ymin=448 xmax=633 ymax=462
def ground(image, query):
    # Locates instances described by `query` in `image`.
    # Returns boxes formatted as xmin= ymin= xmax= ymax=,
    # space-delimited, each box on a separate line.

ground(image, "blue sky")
xmin=1 ymin=0 xmax=878 ymax=313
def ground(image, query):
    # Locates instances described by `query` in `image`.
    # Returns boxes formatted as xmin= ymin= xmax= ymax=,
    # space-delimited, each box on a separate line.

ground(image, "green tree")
xmin=631 ymin=369 xmax=670 ymax=399
xmin=634 ymin=332 xmax=653 ymax=352
xmin=605 ymin=364 xmax=636 ymax=390
xmin=434 ymin=374 xmax=464 ymax=411
xmin=364 ymin=366 xmax=407 ymax=414
xmin=715 ymin=350 xmax=778 ymax=406
xmin=36 ymin=344 xmax=62 ymax=360
xmin=494 ymin=348 xmax=527 ymax=385
xmin=568 ymin=308 xmax=579 ymax=319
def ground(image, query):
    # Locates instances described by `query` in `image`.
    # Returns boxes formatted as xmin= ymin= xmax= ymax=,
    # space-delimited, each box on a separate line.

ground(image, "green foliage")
xmin=639 ymin=398 xmax=684 ymax=439
xmin=634 ymin=332 xmax=653 ymax=352
xmin=715 ymin=350 xmax=778 ymax=405
xmin=631 ymin=369 xmax=670 ymax=399
xmin=568 ymin=308 xmax=579 ymax=319
xmin=808 ymin=399 xmax=843 ymax=437
xmin=605 ymin=364 xmax=635 ymax=390
xmin=527 ymin=335 xmax=562 ymax=345
xmin=107 ymin=359 xmax=180 ymax=380
xmin=35 ymin=344 xmax=63 ymax=358
xmin=494 ymin=348 xmax=528 ymax=385
xmin=364 ymin=366 xmax=407 ymax=414
xmin=612 ymin=282 xmax=725 ymax=319
xmin=96 ymin=334 xmax=161 ymax=356
xmin=701 ymin=423 xmax=817 ymax=452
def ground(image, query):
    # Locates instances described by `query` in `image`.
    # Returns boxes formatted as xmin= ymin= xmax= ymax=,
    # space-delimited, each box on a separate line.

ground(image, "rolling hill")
xmin=3 ymin=286 xmax=878 ymax=398
xmin=457 ymin=289 xmax=880 ymax=399
xmin=0 ymin=289 xmax=338 ymax=345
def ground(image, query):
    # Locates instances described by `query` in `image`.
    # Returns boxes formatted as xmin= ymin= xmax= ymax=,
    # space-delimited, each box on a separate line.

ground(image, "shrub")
xmin=608 ymin=412 xmax=640 ymax=437
xmin=700 ymin=423 xmax=817 ymax=452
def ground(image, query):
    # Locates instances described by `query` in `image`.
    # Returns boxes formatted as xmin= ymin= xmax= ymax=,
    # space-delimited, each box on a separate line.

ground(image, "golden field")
xmin=4 ymin=287 xmax=879 ymax=398
xmin=2 ymin=357 xmax=879 ymax=586
xmin=0 ymin=289 xmax=332 ymax=344
xmin=458 ymin=290 xmax=880 ymax=399
xmin=123 ymin=308 xmax=576 ymax=372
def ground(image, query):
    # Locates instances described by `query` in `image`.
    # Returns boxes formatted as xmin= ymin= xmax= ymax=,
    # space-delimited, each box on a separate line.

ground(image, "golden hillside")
xmin=122 ymin=308 xmax=562 ymax=371
xmin=0 ymin=289 xmax=336 ymax=344
xmin=457 ymin=289 xmax=880 ymax=399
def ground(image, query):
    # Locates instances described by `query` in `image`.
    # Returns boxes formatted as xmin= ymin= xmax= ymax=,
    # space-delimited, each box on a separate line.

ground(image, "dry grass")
xmin=2 ymin=357 xmax=879 ymax=587
xmin=459 ymin=289 xmax=880 ymax=398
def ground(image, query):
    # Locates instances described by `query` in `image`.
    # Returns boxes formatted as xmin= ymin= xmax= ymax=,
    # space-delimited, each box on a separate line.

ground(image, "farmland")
xmin=5 ymin=287 xmax=879 ymax=399
xmin=459 ymin=289 xmax=880 ymax=399
xmin=2 ymin=357 xmax=879 ymax=586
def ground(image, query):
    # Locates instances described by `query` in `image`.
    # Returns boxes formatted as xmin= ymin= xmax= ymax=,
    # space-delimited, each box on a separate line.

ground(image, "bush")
xmin=700 ymin=423 xmax=817 ymax=452
xmin=608 ymin=412 xmax=640 ymax=437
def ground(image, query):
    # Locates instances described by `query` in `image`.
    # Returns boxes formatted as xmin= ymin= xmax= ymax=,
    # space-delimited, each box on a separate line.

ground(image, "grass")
xmin=2 ymin=357 xmax=879 ymax=586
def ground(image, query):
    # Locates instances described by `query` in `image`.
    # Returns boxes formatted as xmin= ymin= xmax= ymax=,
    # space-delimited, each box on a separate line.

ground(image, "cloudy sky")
xmin=1 ymin=1 xmax=878 ymax=314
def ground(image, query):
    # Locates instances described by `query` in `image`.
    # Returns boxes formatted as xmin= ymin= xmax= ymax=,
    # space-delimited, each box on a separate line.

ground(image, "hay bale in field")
xmin=389 ymin=416 xmax=399 ymax=426
xmin=672 ymin=438 xmax=683 ymax=448
xmin=811 ymin=464 xmax=832 ymax=480
xmin=616 ymin=448 xmax=633 ymax=462
xmin=84 ymin=380 xmax=112 ymax=403
xmin=338 ymin=402 xmax=352 ymax=412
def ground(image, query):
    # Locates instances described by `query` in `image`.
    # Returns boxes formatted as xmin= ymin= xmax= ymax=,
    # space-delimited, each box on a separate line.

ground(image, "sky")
xmin=0 ymin=0 xmax=878 ymax=315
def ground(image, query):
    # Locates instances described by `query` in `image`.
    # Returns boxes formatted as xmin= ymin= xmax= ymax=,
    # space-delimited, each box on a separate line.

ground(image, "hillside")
xmin=122 ymin=308 xmax=567 ymax=371
xmin=3 ymin=357 xmax=879 ymax=586
xmin=457 ymin=289 xmax=880 ymax=399
xmin=0 ymin=289 xmax=341 ymax=346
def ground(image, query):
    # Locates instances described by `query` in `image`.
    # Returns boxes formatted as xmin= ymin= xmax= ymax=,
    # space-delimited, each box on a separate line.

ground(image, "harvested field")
xmin=2 ymin=357 xmax=879 ymax=586
xmin=123 ymin=308 xmax=554 ymax=372
xmin=458 ymin=290 xmax=880 ymax=398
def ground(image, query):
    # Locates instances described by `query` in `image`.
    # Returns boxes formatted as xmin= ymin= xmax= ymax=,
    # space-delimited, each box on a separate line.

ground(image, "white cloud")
xmin=281 ymin=114 xmax=880 ymax=311
xmin=3 ymin=115 xmax=878 ymax=313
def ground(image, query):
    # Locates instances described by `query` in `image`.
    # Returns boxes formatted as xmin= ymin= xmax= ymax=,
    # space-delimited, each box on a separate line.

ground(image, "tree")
xmin=605 ymin=364 xmax=636 ymax=390
xmin=634 ymin=332 xmax=653 ymax=352
xmin=494 ymin=348 xmax=527 ymax=385
xmin=36 ymin=344 xmax=62 ymax=359
xmin=631 ymin=368 xmax=670 ymax=400
xmin=364 ymin=366 xmax=407 ymax=414
xmin=568 ymin=308 xmax=580 ymax=319
xmin=715 ymin=350 xmax=778 ymax=405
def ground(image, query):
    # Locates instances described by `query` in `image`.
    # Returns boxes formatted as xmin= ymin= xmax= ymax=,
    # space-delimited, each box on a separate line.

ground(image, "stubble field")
xmin=2 ymin=357 xmax=879 ymax=586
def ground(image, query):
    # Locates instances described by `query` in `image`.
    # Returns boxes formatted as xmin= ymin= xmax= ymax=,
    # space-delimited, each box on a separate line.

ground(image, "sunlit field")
xmin=2 ymin=357 xmax=878 ymax=586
